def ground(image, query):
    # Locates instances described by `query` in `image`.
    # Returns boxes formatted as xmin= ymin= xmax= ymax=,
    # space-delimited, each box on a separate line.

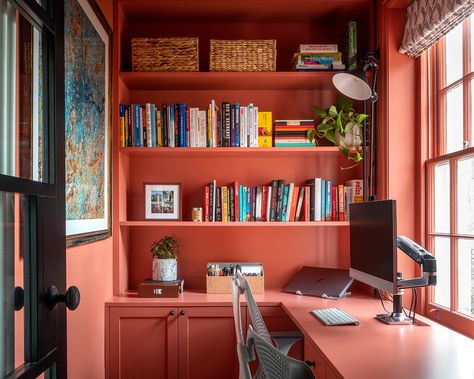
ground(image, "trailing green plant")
xmin=307 ymin=96 xmax=368 ymax=165
xmin=150 ymin=235 xmax=180 ymax=260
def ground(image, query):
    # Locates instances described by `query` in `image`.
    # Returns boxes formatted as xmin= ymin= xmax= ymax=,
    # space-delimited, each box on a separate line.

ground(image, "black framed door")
xmin=0 ymin=0 xmax=76 ymax=378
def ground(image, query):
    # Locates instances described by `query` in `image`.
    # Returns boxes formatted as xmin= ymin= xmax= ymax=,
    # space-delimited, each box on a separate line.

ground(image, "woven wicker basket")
xmin=131 ymin=37 xmax=199 ymax=72
xmin=209 ymin=39 xmax=276 ymax=72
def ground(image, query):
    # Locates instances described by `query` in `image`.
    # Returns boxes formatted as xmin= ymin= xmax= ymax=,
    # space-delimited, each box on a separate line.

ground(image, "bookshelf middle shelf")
xmin=119 ymin=221 xmax=349 ymax=227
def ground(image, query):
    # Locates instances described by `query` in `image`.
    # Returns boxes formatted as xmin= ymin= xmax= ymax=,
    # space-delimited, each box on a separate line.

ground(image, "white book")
xmin=299 ymin=44 xmax=338 ymax=53
xmin=198 ymin=110 xmax=207 ymax=147
xmin=189 ymin=107 xmax=197 ymax=147
xmin=286 ymin=183 xmax=294 ymax=222
xmin=256 ymin=188 xmax=261 ymax=221
xmin=253 ymin=106 xmax=259 ymax=147
xmin=239 ymin=106 xmax=246 ymax=147
xmin=167 ymin=106 xmax=174 ymax=148
xmin=266 ymin=186 xmax=272 ymax=222
xmin=145 ymin=103 xmax=152 ymax=147
xmin=247 ymin=104 xmax=253 ymax=147
xmin=243 ymin=106 xmax=249 ymax=147
xmin=314 ymin=178 xmax=322 ymax=222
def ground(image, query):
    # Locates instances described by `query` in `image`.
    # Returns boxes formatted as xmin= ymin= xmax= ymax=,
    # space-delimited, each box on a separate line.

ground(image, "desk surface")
xmin=106 ymin=290 xmax=473 ymax=379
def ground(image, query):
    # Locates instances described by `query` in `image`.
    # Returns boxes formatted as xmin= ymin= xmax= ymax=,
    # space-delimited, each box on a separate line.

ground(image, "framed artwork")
xmin=65 ymin=0 xmax=112 ymax=246
xmin=144 ymin=183 xmax=182 ymax=220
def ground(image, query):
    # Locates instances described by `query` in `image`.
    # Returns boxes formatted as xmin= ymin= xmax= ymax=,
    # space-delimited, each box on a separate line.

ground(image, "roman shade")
xmin=400 ymin=0 xmax=474 ymax=58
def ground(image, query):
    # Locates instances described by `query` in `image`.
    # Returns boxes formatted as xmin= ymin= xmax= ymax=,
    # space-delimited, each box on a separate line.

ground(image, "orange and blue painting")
xmin=65 ymin=0 xmax=109 ymax=240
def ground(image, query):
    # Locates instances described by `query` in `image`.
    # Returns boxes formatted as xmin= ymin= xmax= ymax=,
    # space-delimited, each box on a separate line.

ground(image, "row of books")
xmin=273 ymin=120 xmax=315 ymax=147
xmin=291 ymin=49 xmax=346 ymax=72
xmin=203 ymin=179 xmax=363 ymax=222
xmin=119 ymin=102 xmax=265 ymax=148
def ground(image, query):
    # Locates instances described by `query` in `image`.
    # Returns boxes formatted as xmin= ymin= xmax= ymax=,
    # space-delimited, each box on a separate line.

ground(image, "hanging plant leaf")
xmin=329 ymin=105 xmax=338 ymax=116
xmin=314 ymin=106 xmax=327 ymax=119
xmin=357 ymin=114 xmax=369 ymax=123
xmin=307 ymin=128 xmax=316 ymax=142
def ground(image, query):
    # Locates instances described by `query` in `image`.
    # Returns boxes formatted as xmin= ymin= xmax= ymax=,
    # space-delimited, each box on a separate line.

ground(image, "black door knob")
xmin=47 ymin=285 xmax=80 ymax=311
xmin=169 ymin=310 xmax=176 ymax=316
xmin=180 ymin=310 xmax=186 ymax=316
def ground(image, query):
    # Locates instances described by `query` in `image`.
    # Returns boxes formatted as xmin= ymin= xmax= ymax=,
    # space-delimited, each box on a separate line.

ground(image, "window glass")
xmin=445 ymin=85 xmax=464 ymax=154
xmin=457 ymin=156 xmax=474 ymax=235
xmin=433 ymin=237 xmax=451 ymax=308
xmin=0 ymin=9 xmax=48 ymax=182
xmin=434 ymin=162 xmax=450 ymax=233
xmin=457 ymin=239 xmax=474 ymax=318
xmin=445 ymin=22 xmax=463 ymax=85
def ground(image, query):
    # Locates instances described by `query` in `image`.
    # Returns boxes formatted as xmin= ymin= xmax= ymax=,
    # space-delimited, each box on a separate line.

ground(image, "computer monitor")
xmin=349 ymin=200 xmax=398 ymax=294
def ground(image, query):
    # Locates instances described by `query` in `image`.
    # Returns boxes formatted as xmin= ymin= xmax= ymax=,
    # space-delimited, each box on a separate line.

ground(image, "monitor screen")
xmin=349 ymin=200 xmax=397 ymax=294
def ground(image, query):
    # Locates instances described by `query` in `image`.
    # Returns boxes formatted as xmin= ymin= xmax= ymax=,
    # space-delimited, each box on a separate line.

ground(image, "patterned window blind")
xmin=400 ymin=0 xmax=474 ymax=58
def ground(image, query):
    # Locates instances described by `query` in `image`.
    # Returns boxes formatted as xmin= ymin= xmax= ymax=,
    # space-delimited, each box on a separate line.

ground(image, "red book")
xmin=331 ymin=185 xmax=337 ymax=221
xmin=261 ymin=186 xmax=268 ymax=221
xmin=204 ymin=186 xmax=210 ymax=222
xmin=234 ymin=181 xmax=239 ymax=222
xmin=338 ymin=184 xmax=344 ymax=221
xmin=289 ymin=186 xmax=299 ymax=221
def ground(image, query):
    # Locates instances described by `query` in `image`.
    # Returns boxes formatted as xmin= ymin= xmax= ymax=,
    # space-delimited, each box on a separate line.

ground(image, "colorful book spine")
xmin=325 ymin=180 xmax=332 ymax=221
xmin=331 ymin=185 xmax=337 ymax=221
xmin=204 ymin=186 xmax=210 ymax=222
xmin=120 ymin=104 xmax=126 ymax=147
xmin=281 ymin=185 xmax=289 ymax=222
xmin=338 ymin=185 xmax=344 ymax=221
xmin=347 ymin=21 xmax=358 ymax=70
xmin=299 ymin=44 xmax=338 ymax=53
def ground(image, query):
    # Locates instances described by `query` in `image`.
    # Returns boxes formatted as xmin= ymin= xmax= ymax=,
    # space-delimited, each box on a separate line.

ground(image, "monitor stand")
xmin=376 ymin=291 xmax=413 ymax=325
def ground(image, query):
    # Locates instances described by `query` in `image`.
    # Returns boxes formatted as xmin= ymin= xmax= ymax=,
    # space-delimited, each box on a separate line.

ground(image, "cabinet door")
xmin=178 ymin=306 xmax=244 ymax=379
xmin=304 ymin=338 xmax=326 ymax=379
xmin=108 ymin=306 xmax=178 ymax=379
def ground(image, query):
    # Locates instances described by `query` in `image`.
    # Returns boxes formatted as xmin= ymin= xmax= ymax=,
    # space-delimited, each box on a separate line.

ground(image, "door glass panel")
xmin=457 ymin=239 xmax=474 ymax=318
xmin=0 ymin=192 xmax=27 ymax=376
xmin=445 ymin=22 xmax=463 ymax=85
xmin=434 ymin=162 xmax=450 ymax=233
xmin=0 ymin=2 xmax=48 ymax=182
xmin=433 ymin=236 xmax=451 ymax=308
xmin=457 ymin=156 xmax=474 ymax=235
xmin=445 ymin=85 xmax=464 ymax=154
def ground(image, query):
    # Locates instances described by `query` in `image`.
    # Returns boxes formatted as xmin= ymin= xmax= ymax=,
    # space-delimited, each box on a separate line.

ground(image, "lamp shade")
xmin=332 ymin=67 xmax=372 ymax=101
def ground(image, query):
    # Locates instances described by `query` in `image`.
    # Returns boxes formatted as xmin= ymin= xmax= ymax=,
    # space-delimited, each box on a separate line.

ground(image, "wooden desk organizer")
xmin=206 ymin=262 xmax=264 ymax=294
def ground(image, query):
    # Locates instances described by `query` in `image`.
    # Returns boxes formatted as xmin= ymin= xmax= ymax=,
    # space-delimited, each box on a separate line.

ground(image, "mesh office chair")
xmin=232 ymin=273 xmax=315 ymax=379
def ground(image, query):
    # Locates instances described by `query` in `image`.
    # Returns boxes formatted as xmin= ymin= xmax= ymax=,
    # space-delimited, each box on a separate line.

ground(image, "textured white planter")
xmin=152 ymin=258 xmax=177 ymax=281
xmin=335 ymin=122 xmax=362 ymax=147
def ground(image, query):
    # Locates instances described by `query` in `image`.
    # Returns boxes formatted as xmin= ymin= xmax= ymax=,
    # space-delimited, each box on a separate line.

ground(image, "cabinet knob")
xmin=47 ymin=285 xmax=80 ymax=311
xmin=304 ymin=360 xmax=316 ymax=367
xmin=180 ymin=310 xmax=186 ymax=316
xmin=169 ymin=310 xmax=176 ymax=316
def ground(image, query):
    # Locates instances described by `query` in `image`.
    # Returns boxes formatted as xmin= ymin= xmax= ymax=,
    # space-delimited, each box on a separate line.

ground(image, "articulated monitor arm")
xmin=396 ymin=236 xmax=437 ymax=289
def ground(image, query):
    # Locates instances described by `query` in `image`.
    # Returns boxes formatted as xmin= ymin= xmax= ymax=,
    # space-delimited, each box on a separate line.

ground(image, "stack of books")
xmin=273 ymin=120 xmax=316 ymax=147
xmin=203 ymin=179 xmax=362 ymax=222
xmin=119 ymin=101 xmax=263 ymax=148
xmin=291 ymin=44 xmax=346 ymax=71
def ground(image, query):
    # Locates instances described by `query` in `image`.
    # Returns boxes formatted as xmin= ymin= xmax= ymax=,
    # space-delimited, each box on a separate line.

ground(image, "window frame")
xmin=425 ymin=16 xmax=474 ymax=338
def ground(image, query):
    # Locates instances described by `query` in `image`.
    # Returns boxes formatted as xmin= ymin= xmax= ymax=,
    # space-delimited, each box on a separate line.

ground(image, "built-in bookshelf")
xmin=112 ymin=0 xmax=372 ymax=294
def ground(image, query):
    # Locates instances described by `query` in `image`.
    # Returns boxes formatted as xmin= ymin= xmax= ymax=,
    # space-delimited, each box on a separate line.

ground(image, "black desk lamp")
xmin=332 ymin=49 xmax=380 ymax=200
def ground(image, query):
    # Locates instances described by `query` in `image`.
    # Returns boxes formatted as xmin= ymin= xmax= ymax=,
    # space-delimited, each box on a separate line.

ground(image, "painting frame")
xmin=65 ymin=0 xmax=112 ymax=247
xmin=144 ymin=183 xmax=182 ymax=221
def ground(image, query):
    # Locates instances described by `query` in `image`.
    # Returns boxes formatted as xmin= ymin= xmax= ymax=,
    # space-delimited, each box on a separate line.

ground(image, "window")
xmin=426 ymin=15 xmax=474 ymax=337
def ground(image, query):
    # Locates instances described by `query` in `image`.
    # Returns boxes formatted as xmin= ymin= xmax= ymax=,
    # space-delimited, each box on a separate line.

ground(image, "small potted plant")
xmin=307 ymin=96 xmax=368 ymax=166
xmin=150 ymin=235 xmax=179 ymax=281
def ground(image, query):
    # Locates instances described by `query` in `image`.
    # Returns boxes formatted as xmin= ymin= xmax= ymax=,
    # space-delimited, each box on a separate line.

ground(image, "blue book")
xmin=239 ymin=185 xmax=244 ymax=222
xmin=150 ymin=104 xmax=156 ymax=147
xmin=235 ymin=103 xmax=240 ymax=147
xmin=326 ymin=180 xmax=332 ymax=221
xmin=321 ymin=179 xmax=326 ymax=220
xmin=247 ymin=186 xmax=251 ymax=221
xmin=281 ymin=185 xmax=289 ymax=222
xmin=179 ymin=104 xmax=186 ymax=147
xmin=134 ymin=104 xmax=141 ymax=147
xmin=242 ymin=187 xmax=247 ymax=222
xmin=169 ymin=104 xmax=175 ymax=147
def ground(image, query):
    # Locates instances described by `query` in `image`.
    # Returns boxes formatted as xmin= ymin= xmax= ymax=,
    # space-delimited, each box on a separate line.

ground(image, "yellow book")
xmin=221 ymin=186 xmax=228 ymax=222
xmin=120 ymin=107 xmax=125 ymax=148
xmin=157 ymin=111 xmax=162 ymax=147
xmin=258 ymin=112 xmax=273 ymax=148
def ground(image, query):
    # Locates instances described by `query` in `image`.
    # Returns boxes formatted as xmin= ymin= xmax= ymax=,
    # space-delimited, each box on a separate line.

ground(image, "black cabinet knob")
xmin=304 ymin=360 xmax=316 ymax=367
xmin=47 ymin=285 xmax=80 ymax=311
xmin=169 ymin=310 xmax=176 ymax=316
xmin=14 ymin=286 xmax=24 ymax=311
xmin=180 ymin=310 xmax=186 ymax=316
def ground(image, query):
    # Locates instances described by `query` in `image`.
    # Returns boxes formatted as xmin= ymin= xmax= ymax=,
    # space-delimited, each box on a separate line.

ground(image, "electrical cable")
xmin=412 ymin=288 xmax=418 ymax=324
xmin=377 ymin=289 xmax=392 ymax=314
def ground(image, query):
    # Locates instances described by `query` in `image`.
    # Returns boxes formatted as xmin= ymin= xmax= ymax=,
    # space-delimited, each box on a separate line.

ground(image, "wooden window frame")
xmin=425 ymin=17 xmax=474 ymax=338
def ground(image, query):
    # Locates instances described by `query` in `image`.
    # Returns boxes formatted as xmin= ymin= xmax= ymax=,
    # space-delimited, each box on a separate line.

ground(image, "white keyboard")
xmin=311 ymin=308 xmax=359 ymax=326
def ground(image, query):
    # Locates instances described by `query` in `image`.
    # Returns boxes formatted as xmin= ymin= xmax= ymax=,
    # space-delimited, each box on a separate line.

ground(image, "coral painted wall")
xmin=66 ymin=1 xmax=113 ymax=379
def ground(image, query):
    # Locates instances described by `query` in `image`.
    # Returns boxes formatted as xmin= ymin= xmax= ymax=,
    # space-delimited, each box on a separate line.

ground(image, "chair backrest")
xmin=247 ymin=325 xmax=315 ymax=379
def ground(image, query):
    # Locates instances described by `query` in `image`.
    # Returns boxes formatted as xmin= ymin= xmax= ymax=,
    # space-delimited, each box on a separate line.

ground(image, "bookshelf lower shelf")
xmin=119 ymin=221 xmax=349 ymax=227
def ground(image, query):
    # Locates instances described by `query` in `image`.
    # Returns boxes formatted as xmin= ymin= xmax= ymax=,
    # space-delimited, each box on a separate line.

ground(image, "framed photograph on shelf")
xmin=144 ymin=183 xmax=182 ymax=220
xmin=65 ymin=0 xmax=112 ymax=246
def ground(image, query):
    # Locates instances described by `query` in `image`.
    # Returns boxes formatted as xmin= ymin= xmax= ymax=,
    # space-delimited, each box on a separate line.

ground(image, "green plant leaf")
xmin=329 ymin=105 xmax=337 ymax=116
xmin=317 ymin=122 xmax=334 ymax=132
xmin=357 ymin=113 xmax=369 ymax=123
xmin=307 ymin=128 xmax=316 ymax=142
xmin=336 ymin=113 xmax=343 ymax=133
xmin=314 ymin=106 xmax=327 ymax=119
xmin=337 ymin=96 xmax=352 ymax=113
xmin=352 ymin=151 xmax=363 ymax=163
xmin=338 ymin=145 xmax=349 ymax=158
xmin=325 ymin=129 xmax=335 ymax=144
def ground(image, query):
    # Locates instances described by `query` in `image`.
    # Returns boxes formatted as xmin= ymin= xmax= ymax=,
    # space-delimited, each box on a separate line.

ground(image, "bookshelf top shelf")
xmin=119 ymin=147 xmax=358 ymax=158
xmin=119 ymin=71 xmax=340 ymax=91
xmin=119 ymin=221 xmax=349 ymax=227
xmin=119 ymin=1 xmax=370 ymax=23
